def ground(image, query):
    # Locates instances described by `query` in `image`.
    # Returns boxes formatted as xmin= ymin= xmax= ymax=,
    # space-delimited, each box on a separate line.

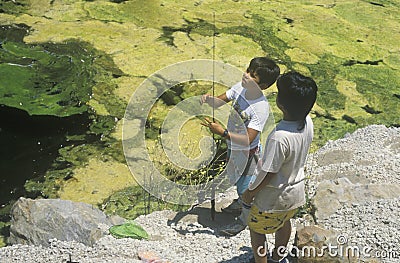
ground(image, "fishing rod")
xmin=210 ymin=11 xmax=216 ymax=221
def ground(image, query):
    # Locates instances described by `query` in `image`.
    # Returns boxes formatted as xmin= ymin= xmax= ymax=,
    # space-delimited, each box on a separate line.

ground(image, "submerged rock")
xmin=9 ymin=197 xmax=124 ymax=247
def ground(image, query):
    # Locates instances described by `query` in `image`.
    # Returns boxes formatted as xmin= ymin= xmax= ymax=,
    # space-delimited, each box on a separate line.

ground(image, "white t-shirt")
xmin=225 ymin=82 xmax=269 ymax=150
xmin=249 ymin=116 xmax=314 ymax=212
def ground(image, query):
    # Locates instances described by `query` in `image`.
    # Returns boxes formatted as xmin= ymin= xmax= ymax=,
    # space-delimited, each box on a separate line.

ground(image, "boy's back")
xmin=251 ymin=115 xmax=314 ymax=212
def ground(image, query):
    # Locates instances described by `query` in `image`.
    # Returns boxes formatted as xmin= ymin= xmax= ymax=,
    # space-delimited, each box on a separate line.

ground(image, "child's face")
xmin=242 ymin=72 xmax=267 ymax=90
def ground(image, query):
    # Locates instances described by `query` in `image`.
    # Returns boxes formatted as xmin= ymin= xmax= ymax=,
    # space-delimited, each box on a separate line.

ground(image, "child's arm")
xmin=225 ymin=127 xmax=259 ymax=146
xmin=242 ymin=171 xmax=276 ymax=205
xmin=200 ymin=93 xmax=229 ymax=108
xmin=201 ymin=119 xmax=259 ymax=146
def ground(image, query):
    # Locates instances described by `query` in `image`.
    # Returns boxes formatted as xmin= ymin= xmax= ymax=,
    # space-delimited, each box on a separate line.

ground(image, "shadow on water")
xmin=0 ymin=105 xmax=92 ymax=209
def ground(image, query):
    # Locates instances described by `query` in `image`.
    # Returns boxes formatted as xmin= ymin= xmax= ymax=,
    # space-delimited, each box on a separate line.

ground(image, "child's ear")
xmin=276 ymin=97 xmax=284 ymax=110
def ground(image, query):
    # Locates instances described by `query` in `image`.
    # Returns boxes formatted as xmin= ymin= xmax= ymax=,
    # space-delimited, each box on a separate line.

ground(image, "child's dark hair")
xmin=246 ymin=57 xmax=280 ymax=88
xmin=276 ymin=71 xmax=318 ymax=130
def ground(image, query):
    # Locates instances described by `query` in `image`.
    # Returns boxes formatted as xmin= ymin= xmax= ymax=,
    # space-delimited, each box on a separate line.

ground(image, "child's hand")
xmin=241 ymin=189 xmax=254 ymax=205
xmin=200 ymin=94 xmax=211 ymax=105
xmin=200 ymin=117 xmax=225 ymax=136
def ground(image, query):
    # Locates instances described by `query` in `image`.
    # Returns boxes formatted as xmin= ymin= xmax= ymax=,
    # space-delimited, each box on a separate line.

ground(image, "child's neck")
xmin=282 ymin=113 xmax=297 ymax=121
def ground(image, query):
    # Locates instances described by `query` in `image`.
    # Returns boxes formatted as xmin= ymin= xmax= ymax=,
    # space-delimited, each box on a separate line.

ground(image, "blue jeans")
xmin=226 ymin=147 xmax=259 ymax=197
xmin=236 ymin=174 xmax=255 ymax=196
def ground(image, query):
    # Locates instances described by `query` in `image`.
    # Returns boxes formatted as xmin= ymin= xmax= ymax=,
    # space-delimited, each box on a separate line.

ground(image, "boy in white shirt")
xmin=242 ymin=71 xmax=318 ymax=263
xmin=200 ymin=57 xmax=280 ymax=233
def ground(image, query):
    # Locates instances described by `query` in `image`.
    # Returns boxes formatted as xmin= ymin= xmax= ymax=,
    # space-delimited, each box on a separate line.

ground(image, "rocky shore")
xmin=305 ymin=125 xmax=400 ymax=263
xmin=0 ymin=125 xmax=399 ymax=263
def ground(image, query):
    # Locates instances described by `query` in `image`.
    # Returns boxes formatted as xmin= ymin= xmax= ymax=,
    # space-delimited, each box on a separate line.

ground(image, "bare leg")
xmin=250 ymin=229 xmax=268 ymax=263
xmin=272 ymin=220 xmax=291 ymax=261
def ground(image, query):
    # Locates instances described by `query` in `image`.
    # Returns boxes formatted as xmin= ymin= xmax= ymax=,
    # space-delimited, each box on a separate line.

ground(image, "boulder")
xmin=9 ymin=197 xmax=125 ymax=247
xmin=294 ymin=225 xmax=343 ymax=263
xmin=294 ymin=225 xmax=380 ymax=263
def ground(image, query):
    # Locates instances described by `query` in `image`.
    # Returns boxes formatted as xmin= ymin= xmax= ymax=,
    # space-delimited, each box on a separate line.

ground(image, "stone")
xmin=294 ymin=225 xmax=360 ymax=263
xmin=137 ymin=250 xmax=171 ymax=263
xmin=9 ymin=197 xmax=125 ymax=247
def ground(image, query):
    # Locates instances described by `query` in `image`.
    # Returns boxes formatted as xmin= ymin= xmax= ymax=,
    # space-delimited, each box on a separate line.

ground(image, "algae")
xmin=0 ymin=0 xmax=29 ymax=15
xmin=24 ymin=121 xmax=128 ymax=200
xmin=307 ymin=54 xmax=346 ymax=113
xmin=0 ymin=221 xmax=9 ymax=248
xmin=101 ymin=185 xmax=188 ymax=220
xmin=340 ymin=64 xmax=400 ymax=127
xmin=58 ymin=158 xmax=135 ymax=205
xmin=0 ymin=23 xmax=113 ymax=117
xmin=0 ymin=205 xmax=11 ymax=247
xmin=0 ymin=20 xmax=128 ymax=205
xmin=160 ymin=14 xmax=293 ymax=66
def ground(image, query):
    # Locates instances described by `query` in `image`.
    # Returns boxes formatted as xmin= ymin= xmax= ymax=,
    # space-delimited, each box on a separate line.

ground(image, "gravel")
xmin=0 ymin=210 xmax=256 ymax=263
xmin=320 ymin=198 xmax=400 ymax=263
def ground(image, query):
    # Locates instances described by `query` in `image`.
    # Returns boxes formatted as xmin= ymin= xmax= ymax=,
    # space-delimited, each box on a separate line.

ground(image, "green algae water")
xmin=0 ymin=22 xmax=124 ymax=218
xmin=0 ymin=24 xmax=89 ymax=206
xmin=0 ymin=24 xmax=95 ymax=117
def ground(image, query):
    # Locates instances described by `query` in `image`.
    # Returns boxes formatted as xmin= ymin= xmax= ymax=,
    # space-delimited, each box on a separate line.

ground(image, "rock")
xmin=295 ymin=225 xmax=340 ymax=262
xmin=295 ymin=225 xmax=336 ymax=247
xmin=313 ymin=178 xmax=400 ymax=221
xmin=138 ymin=250 xmax=172 ymax=263
xmin=294 ymin=225 xmax=370 ymax=263
xmin=9 ymin=197 xmax=125 ymax=247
